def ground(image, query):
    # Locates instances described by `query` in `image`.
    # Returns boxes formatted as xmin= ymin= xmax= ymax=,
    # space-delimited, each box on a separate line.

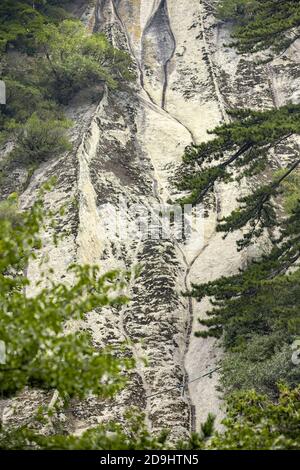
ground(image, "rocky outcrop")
xmin=2 ymin=0 xmax=300 ymax=439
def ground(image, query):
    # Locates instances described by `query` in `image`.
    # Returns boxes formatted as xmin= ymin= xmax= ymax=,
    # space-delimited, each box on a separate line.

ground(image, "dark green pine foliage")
xmin=209 ymin=385 xmax=300 ymax=450
xmin=199 ymin=181 xmax=300 ymax=395
xmin=177 ymin=3 xmax=300 ymax=397
xmin=0 ymin=1 xmax=71 ymax=53
xmin=177 ymin=105 xmax=300 ymax=248
xmin=217 ymin=0 xmax=300 ymax=56
xmin=190 ymin=200 xmax=300 ymax=344
xmin=186 ymin=182 xmax=300 ymax=396
xmin=178 ymin=104 xmax=300 ymax=395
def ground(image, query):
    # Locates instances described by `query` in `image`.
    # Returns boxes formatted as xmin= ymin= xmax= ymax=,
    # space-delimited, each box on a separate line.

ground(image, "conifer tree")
xmin=218 ymin=0 xmax=300 ymax=57
xmin=177 ymin=105 xmax=300 ymax=247
xmin=177 ymin=1 xmax=300 ymax=399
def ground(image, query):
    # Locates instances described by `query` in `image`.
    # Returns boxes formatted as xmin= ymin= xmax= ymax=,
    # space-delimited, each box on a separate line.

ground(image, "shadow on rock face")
xmin=141 ymin=0 xmax=176 ymax=108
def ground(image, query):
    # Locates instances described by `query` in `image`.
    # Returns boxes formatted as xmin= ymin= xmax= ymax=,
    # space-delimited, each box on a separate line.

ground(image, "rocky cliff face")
xmin=2 ymin=0 xmax=300 ymax=439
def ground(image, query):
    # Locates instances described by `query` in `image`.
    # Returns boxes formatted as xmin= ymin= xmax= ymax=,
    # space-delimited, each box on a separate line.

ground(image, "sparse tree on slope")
xmin=218 ymin=0 xmax=300 ymax=57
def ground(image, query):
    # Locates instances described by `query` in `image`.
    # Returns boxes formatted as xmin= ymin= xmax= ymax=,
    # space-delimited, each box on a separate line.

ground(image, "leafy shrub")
xmin=0 ymin=78 xmax=62 ymax=128
xmin=9 ymin=113 xmax=72 ymax=164
xmin=221 ymin=338 xmax=300 ymax=397
xmin=0 ymin=1 xmax=45 ymax=53
xmin=0 ymin=0 xmax=71 ymax=53
xmin=209 ymin=385 xmax=300 ymax=450
xmin=0 ymin=194 xmax=23 ymax=227
xmin=35 ymin=20 xmax=134 ymax=103
xmin=0 ymin=192 xmax=131 ymax=398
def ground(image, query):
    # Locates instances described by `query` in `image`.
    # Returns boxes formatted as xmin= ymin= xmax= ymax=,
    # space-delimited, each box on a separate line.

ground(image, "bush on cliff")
xmin=35 ymin=19 xmax=134 ymax=103
xmin=209 ymin=385 xmax=300 ymax=450
xmin=0 ymin=2 xmax=133 ymax=191
xmin=8 ymin=113 xmax=72 ymax=164
xmin=0 ymin=195 xmax=299 ymax=450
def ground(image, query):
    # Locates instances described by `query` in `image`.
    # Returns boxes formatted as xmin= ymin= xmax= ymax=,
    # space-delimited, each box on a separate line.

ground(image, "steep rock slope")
xmin=2 ymin=0 xmax=300 ymax=438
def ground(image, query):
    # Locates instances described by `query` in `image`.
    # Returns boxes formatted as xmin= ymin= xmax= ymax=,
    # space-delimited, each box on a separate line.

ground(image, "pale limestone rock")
xmin=1 ymin=0 xmax=300 ymax=440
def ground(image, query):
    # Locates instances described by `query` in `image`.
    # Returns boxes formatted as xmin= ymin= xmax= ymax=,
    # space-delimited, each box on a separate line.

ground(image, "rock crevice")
xmin=3 ymin=0 xmax=300 ymax=438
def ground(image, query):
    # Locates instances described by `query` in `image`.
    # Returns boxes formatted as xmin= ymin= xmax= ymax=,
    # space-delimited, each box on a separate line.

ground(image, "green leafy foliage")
xmin=0 ymin=76 xmax=63 ymax=129
xmin=275 ymin=170 xmax=300 ymax=214
xmin=0 ymin=193 xmax=131 ymax=399
xmin=0 ymin=202 xmax=216 ymax=451
xmin=8 ymin=113 xmax=72 ymax=164
xmin=0 ymin=1 xmax=45 ymax=53
xmin=0 ymin=0 xmax=71 ymax=53
xmin=217 ymin=0 xmax=300 ymax=56
xmin=209 ymin=385 xmax=300 ymax=450
xmin=0 ymin=410 xmax=171 ymax=450
xmin=0 ymin=1 xmax=133 ymax=191
xmin=35 ymin=19 xmax=134 ymax=103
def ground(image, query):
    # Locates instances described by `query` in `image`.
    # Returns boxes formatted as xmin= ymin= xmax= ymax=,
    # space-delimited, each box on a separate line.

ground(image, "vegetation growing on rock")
xmin=1 ymin=195 xmax=299 ymax=450
xmin=176 ymin=0 xmax=300 ymax=446
xmin=209 ymin=385 xmax=300 ymax=450
xmin=0 ymin=1 xmax=133 ymax=191
xmin=0 ymin=0 xmax=299 ymax=452
xmin=0 ymin=191 xmax=131 ymax=398
xmin=218 ymin=0 xmax=300 ymax=56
